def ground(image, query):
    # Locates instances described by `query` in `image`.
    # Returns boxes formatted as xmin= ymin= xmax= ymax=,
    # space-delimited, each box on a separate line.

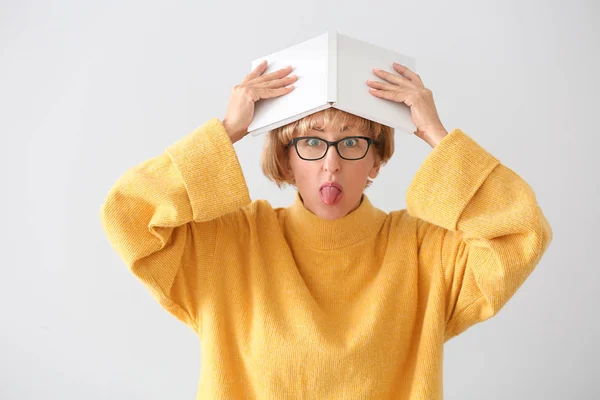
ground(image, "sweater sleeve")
xmin=406 ymin=128 xmax=553 ymax=342
xmin=99 ymin=118 xmax=251 ymax=333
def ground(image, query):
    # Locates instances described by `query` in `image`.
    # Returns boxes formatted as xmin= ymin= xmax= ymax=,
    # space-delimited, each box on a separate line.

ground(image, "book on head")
xmin=247 ymin=30 xmax=417 ymax=137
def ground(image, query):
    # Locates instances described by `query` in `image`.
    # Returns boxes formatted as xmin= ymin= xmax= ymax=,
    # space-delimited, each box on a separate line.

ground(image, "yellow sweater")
xmin=100 ymin=118 xmax=552 ymax=399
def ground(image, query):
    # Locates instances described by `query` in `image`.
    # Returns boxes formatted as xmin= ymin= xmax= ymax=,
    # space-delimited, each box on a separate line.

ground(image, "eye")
xmin=343 ymin=138 xmax=358 ymax=147
xmin=306 ymin=138 xmax=322 ymax=147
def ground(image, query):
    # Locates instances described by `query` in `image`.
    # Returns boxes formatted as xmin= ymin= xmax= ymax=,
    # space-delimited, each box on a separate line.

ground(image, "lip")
xmin=319 ymin=182 xmax=343 ymax=192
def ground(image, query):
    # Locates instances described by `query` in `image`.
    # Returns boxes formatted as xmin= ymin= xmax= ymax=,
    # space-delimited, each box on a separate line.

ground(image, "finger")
xmin=254 ymin=74 xmax=297 ymax=89
xmin=366 ymin=79 xmax=398 ymax=91
xmin=368 ymin=87 xmax=404 ymax=103
xmin=251 ymin=65 xmax=294 ymax=84
xmin=242 ymin=60 xmax=268 ymax=84
xmin=257 ymin=85 xmax=295 ymax=100
xmin=372 ymin=67 xmax=412 ymax=87
xmin=392 ymin=63 xmax=424 ymax=86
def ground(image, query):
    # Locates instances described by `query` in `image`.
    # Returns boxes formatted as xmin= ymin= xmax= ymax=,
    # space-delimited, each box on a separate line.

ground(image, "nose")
xmin=322 ymin=144 xmax=341 ymax=172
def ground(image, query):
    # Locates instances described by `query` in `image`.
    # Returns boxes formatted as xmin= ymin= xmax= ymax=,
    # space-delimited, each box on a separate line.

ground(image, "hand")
xmin=366 ymin=63 xmax=448 ymax=147
xmin=223 ymin=61 xmax=298 ymax=143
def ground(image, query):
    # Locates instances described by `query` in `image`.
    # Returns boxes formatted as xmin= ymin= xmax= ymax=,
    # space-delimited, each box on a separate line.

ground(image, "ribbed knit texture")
xmin=100 ymin=118 xmax=552 ymax=399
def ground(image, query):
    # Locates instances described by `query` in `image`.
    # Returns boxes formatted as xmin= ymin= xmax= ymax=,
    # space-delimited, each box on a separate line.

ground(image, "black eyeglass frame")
xmin=285 ymin=136 xmax=380 ymax=161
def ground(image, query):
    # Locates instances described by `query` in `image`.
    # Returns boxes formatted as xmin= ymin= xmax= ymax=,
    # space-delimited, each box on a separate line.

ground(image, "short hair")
xmin=261 ymin=108 xmax=395 ymax=189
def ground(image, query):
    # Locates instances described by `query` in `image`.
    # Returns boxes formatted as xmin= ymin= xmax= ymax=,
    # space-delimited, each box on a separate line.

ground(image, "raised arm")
xmin=100 ymin=60 xmax=297 ymax=333
xmin=406 ymin=128 xmax=553 ymax=342
xmin=99 ymin=118 xmax=250 ymax=333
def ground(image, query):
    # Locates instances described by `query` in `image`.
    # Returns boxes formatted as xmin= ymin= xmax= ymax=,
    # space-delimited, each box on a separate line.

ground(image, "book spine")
xmin=326 ymin=29 xmax=337 ymax=104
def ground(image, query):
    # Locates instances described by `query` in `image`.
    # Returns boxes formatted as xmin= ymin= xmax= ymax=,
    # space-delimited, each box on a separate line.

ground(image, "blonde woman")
xmin=100 ymin=60 xmax=552 ymax=399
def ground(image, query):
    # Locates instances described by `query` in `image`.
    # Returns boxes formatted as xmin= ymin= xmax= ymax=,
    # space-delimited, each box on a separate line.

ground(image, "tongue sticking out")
xmin=320 ymin=186 xmax=342 ymax=205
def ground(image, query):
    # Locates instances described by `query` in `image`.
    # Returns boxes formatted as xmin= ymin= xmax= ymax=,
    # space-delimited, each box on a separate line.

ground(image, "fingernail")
xmin=373 ymin=68 xmax=381 ymax=71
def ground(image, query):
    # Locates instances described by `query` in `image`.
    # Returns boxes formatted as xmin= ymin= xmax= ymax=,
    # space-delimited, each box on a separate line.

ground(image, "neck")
xmin=283 ymin=191 xmax=387 ymax=250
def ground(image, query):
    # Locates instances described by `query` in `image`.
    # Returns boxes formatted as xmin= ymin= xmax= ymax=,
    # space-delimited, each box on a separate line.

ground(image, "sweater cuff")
xmin=405 ymin=128 xmax=501 ymax=231
xmin=166 ymin=118 xmax=251 ymax=222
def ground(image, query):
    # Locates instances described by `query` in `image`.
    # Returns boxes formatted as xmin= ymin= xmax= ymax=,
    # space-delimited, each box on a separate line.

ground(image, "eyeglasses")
xmin=286 ymin=136 xmax=379 ymax=161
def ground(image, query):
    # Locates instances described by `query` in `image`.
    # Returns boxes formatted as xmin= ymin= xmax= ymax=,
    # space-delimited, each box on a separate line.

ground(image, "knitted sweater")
xmin=100 ymin=118 xmax=552 ymax=399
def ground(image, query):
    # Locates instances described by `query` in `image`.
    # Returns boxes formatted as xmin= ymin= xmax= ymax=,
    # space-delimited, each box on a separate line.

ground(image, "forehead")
xmin=286 ymin=111 xmax=375 ymax=142
xmin=296 ymin=122 xmax=368 ymax=138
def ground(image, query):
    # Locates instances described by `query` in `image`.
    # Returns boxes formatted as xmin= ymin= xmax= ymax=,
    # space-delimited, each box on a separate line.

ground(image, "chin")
xmin=300 ymin=188 xmax=359 ymax=220
xmin=315 ymin=209 xmax=344 ymax=220
xmin=312 ymin=200 xmax=351 ymax=220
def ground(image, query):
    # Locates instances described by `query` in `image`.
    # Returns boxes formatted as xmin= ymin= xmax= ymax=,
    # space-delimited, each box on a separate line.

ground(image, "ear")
xmin=368 ymin=158 xmax=381 ymax=179
xmin=282 ymin=156 xmax=295 ymax=182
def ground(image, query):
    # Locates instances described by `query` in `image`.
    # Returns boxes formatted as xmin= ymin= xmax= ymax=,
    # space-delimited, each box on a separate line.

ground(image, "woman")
xmin=100 ymin=60 xmax=552 ymax=399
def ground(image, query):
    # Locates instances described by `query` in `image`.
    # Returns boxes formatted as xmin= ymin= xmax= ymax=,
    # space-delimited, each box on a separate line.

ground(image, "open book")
xmin=248 ymin=30 xmax=417 ymax=137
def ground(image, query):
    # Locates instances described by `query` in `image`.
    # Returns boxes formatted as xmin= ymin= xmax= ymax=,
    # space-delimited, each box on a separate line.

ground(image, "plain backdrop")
xmin=1 ymin=0 xmax=598 ymax=399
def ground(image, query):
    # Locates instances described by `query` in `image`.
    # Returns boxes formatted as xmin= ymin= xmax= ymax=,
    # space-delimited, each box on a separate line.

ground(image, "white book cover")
xmin=247 ymin=30 xmax=417 ymax=137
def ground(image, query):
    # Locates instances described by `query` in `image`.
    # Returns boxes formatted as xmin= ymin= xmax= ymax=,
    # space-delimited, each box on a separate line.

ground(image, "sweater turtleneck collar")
xmin=284 ymin=190 xmax=388 ymax=250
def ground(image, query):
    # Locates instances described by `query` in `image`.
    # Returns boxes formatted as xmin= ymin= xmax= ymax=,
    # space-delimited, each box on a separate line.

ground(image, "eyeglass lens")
xmin=296 ymin=138 xmax=369 ymax=160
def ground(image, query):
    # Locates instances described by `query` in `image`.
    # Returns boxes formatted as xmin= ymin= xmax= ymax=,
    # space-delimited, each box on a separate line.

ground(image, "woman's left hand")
xmin=367 ymin=63 xmax=448 ymax=147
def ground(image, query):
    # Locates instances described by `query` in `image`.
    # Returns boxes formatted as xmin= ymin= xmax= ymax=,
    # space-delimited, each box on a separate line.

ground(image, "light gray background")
xmin=1 ymin=0 xmax=597 ymax=399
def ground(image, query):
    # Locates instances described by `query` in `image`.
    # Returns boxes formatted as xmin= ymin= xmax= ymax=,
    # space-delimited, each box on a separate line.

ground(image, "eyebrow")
xmin=311 ymin=126 xmax=350 ymax=132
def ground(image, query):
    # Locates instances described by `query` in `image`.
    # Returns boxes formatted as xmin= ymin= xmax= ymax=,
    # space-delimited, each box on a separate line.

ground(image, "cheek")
xmin=353 ymin=158 xmax=376 ymax=176
xmin=347 ymin=163 xmax=372 ymax=185
xmin=289 ymin=157 xmax=314 ymax=185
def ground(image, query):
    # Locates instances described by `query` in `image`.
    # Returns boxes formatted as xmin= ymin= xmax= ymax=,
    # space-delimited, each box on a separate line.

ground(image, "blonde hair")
xmin=261 ymin=108 xmax=395 ymax=189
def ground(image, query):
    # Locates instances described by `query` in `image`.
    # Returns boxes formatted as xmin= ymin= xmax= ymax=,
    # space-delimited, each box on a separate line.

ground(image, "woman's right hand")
xmin=222 ymin=61 xmax=297 ymax=143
